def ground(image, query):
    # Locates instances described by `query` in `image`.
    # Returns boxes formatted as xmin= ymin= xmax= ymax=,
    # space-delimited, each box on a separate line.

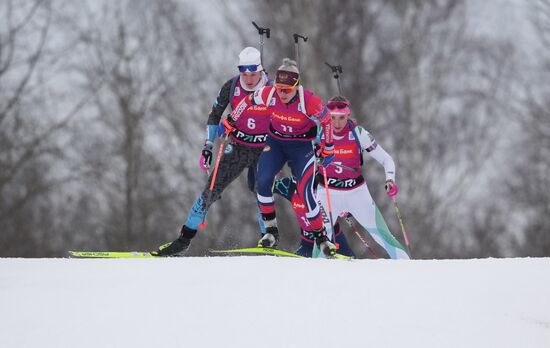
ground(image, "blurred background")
xmin=1 ymin=0 xmax=548 ymax=258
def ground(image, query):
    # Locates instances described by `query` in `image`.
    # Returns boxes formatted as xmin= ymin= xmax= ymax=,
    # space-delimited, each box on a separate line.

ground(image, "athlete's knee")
xmin=247 ymin=167 xmax=256 ymax=193
xmin=256 ymin=174 xmax=275 ymax=194
xmin=201 ymin=190 xmax=221 ymax=209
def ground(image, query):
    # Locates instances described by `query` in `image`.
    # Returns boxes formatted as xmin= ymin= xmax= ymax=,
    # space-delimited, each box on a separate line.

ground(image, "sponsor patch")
xmin=234 ymin=130 xmax=268 ymax=144
xmin=232 ymin=101 xmax=247 ymax=121
xmin=365 ymin=142 xmax=378 ymax=152
xmin=272 ymin=112 xmax=303 ymax=125
xmin=224 ymin=144 xmax=233 ymax=154
xmin=334 ymin=144 xmax=356 ymax=159
xmin=324 ymin=176 xmax=364 ymax=189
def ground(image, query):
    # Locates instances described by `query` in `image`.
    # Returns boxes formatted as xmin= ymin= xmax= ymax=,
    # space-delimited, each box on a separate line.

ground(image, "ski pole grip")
xmin=252 ymin=21 xmax=260 ymax=31
xmin=325 ymin=62 xmax=343 ymax=75
xmin=293 ymin=33 xmax=308 ymax=43
xmin=252 ymin=21 xmax=270 ymax=38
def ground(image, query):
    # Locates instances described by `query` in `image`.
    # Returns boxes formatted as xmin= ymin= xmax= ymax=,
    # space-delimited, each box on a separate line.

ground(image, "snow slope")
xmin=1 ymin=257 xmax=549 ymax=348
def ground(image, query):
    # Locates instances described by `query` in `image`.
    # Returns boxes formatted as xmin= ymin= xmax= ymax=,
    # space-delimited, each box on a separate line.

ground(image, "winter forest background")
xmin=1 ymin=0 xmax=549 ymax=258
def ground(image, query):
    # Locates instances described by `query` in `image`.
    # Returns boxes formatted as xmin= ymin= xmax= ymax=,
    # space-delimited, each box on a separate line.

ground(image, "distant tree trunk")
xmin=0 ymin=0 xmax=74 ymax=256
xmin=504 ymin=0 xmax=550 ymax=256
xmin=65 ymin=0 xmax=213 ymax=251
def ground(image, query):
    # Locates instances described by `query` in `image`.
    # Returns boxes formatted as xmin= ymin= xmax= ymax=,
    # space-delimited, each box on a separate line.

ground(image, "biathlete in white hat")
xmin=152 ymin=47 xmax=273 ymax=256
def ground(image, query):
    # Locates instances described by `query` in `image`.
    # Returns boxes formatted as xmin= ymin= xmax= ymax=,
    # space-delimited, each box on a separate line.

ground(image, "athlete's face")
xmin=240 ymin=71 xmax=262 ymax=89
xmin=275 ymin=86 xmax=297 ymax=103
xmin=331 ymin=113 xmax=349 ymax=132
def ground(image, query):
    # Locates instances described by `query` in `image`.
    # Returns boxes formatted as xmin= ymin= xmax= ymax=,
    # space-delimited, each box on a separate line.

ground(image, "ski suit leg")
xmin=333 ymin=220 xmax=354 ymax=256
xmin=272 ymin=175 xmax=315 ymax=256
xmin=295 ymin=237 xmax=314 ymax=257
xmin=315 ymin=182 xmax=346 ymax=238
xmin=274 ymin=174 xmax=354 ymax=257
xmin=246 ymin=159 xmax=268 ymax=235
xmin=185 ymin=142 xmax=263 ymax=230
xmin=256 ymin=137 xmax=287 ymax=222
xmin=344 ymin=184 xmax=409 ymax=260
xmin=315 ymin=185 xmax=355 ymax=256
xmin=286 ymin=141 xmax=324 ymax=230
xmin=295 ymin=219 xmax=354 ymax=257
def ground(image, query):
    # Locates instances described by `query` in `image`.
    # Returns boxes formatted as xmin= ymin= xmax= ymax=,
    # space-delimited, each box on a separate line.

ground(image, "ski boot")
xmin=312 ymin=228 xmax=337 ymax=257
xmin=151 ymin=226 xmax=196 ymax=257
xmin=258 ymin=226 xmax=279 ymax=248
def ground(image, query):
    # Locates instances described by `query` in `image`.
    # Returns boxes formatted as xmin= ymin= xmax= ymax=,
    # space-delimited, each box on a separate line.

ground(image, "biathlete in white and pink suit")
xmin=231 ymin=58 xmax=338 ymax=257
xmin=313 ymin=96 xmax=410 ymax=259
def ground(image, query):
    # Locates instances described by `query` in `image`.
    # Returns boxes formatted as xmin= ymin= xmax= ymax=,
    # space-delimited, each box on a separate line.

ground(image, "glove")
xmin=314 ymin=143 xmax=323 ymax=159
xmin=320 ymin=143 xmax=335 ymax=168
xmin=385 ymin=180 xmax=398 ymax=197
xmin=217 ymin=117 xmax=236 ymax=137
xmin=199 ymin=141 xmax=213 ymax=173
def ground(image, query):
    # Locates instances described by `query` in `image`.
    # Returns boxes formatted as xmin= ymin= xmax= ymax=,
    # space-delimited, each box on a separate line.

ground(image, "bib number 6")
xmin=247 ymin=118 xmax=256 ymax=130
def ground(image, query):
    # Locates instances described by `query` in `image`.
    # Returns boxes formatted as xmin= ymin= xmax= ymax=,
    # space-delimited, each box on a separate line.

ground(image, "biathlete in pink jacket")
xmin=314 ymin=96 xmax=409 ymax=259
xmin=230 ymin=58 xmax=337 ymax=257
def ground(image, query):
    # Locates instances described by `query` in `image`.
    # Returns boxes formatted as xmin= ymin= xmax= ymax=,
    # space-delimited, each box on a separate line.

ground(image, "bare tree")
xmin=503 ymin=0 xmax=550 ymax=256
xmin=0 ymin=0 xmax=84 ymax=256
xmin=369 ymin=1 xmax=519 ymax=258
xmin=61 ymin=0 xmax=212 ymax=251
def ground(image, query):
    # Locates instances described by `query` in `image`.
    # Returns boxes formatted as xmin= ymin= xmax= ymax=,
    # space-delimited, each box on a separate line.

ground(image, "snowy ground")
xmin=1 ymin=257 xmax=549 ymax=348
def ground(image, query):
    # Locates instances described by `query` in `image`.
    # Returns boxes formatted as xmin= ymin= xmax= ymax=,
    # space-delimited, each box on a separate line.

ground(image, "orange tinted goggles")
xmin=274 ymin=79 xmax=299 ymax=93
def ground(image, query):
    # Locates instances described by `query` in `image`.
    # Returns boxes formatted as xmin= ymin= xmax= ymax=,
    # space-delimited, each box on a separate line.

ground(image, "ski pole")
xmin=340 ymin=212 xmax=378 ymax=258
xmin=321 ymin=166 xmax=336 ymax=243
xmin=324 ymin=62 xmax=344 ymax=95
xmin=293 ymin=33 xmax=308 ymax=69
xmin=392 ymin=196 xmax=412 ymax=257
xmin=252 ymin=21 xmax=270 ymax=68
xmin=199 ymin=133 xmax=229 ymax=230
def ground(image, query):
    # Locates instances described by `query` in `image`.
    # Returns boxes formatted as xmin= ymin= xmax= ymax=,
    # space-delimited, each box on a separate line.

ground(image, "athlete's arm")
xmin=358 ymin=127 xmax=396 ymax=182
xmin=205 ymin=78 xmax=234 ymax=142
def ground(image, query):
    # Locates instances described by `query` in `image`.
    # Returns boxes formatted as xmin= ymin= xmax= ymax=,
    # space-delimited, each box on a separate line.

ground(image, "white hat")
xmin=238 ymin=47 xmax=263 ymax=71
